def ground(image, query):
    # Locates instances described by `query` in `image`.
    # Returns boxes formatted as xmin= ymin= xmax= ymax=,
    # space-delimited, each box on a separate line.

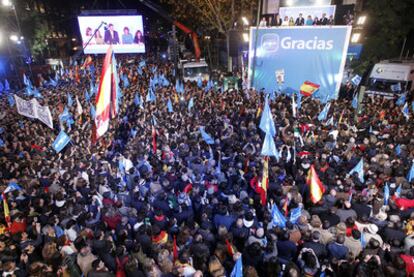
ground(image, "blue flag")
xmin=395 ymin=185 xmax=402 ymax=197
xmin=4 ymin=182 xmax=22 ymax=194
xmin=230 ymin=256 xmax=243 ymax=277
xmin=4 ymin=79 xmax=10 ymax=91
xmin=139 ymin=60 xmax=146 ymax=68
xmin=188 ymin=97 xmax=194 ymax=112
xmin=352 ymin=94 xmax=358 ymax=109
xmin=7 ymin=95 xmax=15 ymax=107
xmin=199 ymin=127 xmax=214 ymax=144
xmin=391 ymin=82 xmax=402 ymax=92
xmin=23 ymin=74 xmax=31 ymax=87
xmin=318 ymin=102 xmax=331 ymax=121
xmin=296 ymin=92 xmax=302 ymax=111
xmin=395 ymin=144 xmax=401 ymax=156
xmin=146 ymin=87 xmax=156 ymax=103
xmin=25 ymin=86 xmax=33 ymax=96
xmin=384 ymin=183 xmax=390 ymax=206
xmin=175 ymin=79 xmax=180 ymax=92
xmin=261 ymin=132 xmax=279 ymax=158
xmin=197 ymin=76 xmax=202 ymax=88
xmin=134 ymin=94 xmax=141 ymax=106
xmin=289 ymin=207 xmax=302 ymax=224
xmin=52 ymin=131 xmax=71 ymax=153
xmin=271 ymin=204 xmax=286 ymax=228
xmin=85 ymin=90 xmax=90 ymax=103
xmin=349 ymin=159 xmax=364 ymax=183
xmin=407 ymin=160 xmax=414 ymax=182
xmin=360 ymin=232 xmax=366 ymax=248
xmin=402 ymin=102 xmax=410 ymax=120
xmin=396 ymin=93 xmax=406 ymax=106
xmin=122 ymin=74 xmax=130 ymax=88
xmin=0 ymin=81 xmax=3 ymax=93
xmin=67 ymin=93 xmax=73 ymax=107
xmin=161 ymin=75 xmax=170 ymax=87
xmin=131 ymin=128 xmax=138 ymax=138
xmin=33 ymin=88 xmax=42 ymax=98
xmin=0 ymin=139 xmax=4 ymax=147
xmin=351 ymin=74 xmax=362 ymax=86
xmin=90 ymin=105 xmax=96 ymax=119
xmin=259 ymin=97 xmax=276 ymax=136
xmin=137 ymin=67 xmax=143 ymax=75
xmin=167 ymin=98 xmax=173 ymax=113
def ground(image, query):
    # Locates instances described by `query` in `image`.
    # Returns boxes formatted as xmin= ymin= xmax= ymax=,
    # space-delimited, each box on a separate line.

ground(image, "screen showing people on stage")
xmin=78 ymin=15 xmax=146 ymax=54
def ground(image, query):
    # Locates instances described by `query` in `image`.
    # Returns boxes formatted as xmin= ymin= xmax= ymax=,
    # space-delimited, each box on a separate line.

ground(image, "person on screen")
xmin=104 ymin=23 xmax=120 ymax=44
xmin=328 ymin=15 xmax=334 ymax=25
xmin=305 ymin=15 xmax=313 ymax=26
xmin=272 ymin=13 xmax=282 ymax=26
xmin=288 ymin=17 xmax=295 ymax=26
xmin=122 ymin=27 xmax=133 ymax=44
xmin=133 ymin=30 xmax=145 ymax=44
xmin=295 ymin=13 xmax=304 ymax=26
xmin=313 ymin=16 xmax=320 ymax=25
xmin=85 ymin=27 xmax=93 ymax=44
xmin=319 ymin=13 xmax=328 ymax=25
xmin=281 ymin=16 xmax=289 ymax=26
xmin=94 ymin=30 xmax=104 ymax=45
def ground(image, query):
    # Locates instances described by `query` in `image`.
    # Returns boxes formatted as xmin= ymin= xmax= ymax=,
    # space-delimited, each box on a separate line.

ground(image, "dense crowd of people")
xmin=1 ymin=54 xmax=414 ymax=277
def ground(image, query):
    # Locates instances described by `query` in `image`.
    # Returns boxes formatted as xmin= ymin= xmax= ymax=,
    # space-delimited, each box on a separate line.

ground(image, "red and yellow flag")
xmin=259 ymin=156 xmax=269 ymax=206
xmin=2 ymin=193 xmax=11 ymax=228
xmin=306 ymin=165 xmax=325 ymax=204
xmin=300 ymin=81 xmax=320 ymax=97
xmin=93 ymin=47 xmax=113 ymax=143
xmin=81 ymin=55 xmax=93 ymax=69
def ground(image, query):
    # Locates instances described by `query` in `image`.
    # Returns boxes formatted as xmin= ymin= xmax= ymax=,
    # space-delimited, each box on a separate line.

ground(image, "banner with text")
xmin=14 ymin=95 xmax=54 ymax=129
xmin=248 ymin=26 xmax=351 ymax=101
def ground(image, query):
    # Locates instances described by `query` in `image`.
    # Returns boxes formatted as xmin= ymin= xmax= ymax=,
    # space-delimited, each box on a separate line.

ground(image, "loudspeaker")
xmin=228 ymin=30 xmax=240 ymax=57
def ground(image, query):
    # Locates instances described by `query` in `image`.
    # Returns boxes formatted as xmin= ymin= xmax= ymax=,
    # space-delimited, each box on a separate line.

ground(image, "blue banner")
xmin=249 ymin=26 xmax=351 ymax=101
xmin=52 ymin=131 xmax=71 ymax=153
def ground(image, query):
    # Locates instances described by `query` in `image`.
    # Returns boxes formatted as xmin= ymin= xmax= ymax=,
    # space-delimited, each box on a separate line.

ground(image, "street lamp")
xmin=9 ymin=34 xmax=18 ymax=41
xmin=356 ymin=15 xmax=367 ymax=25
xmin=351 ymin=33 xmax=361 ymax=43
xmin=2 ymin=0 xmax=12 ymax=7
xmin=243 ymin=33 xmax=249 ymax=42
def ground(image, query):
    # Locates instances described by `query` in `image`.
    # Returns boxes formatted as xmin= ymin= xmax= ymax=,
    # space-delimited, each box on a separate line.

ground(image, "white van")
xmin=365 ymin=60 xmax=414 ymax=97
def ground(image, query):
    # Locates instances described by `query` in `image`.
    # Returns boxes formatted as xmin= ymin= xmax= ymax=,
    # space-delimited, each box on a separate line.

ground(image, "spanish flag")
xmin=2 ymin=193 xmax=11 ymax=228
xmin=81 ymin=55 xmax=93 ymax=69
xmin=259 ymin=156 xmax=269 ymax=206
xmin=256 ymin=106 xmax=262 ymax=118
xmin=93 ymin=47 xmax=113 ymax=142
xmin=300 ymin=81 xmax=320 ymax=97
xmin=306 ymin=165 xmax=325 ymax=204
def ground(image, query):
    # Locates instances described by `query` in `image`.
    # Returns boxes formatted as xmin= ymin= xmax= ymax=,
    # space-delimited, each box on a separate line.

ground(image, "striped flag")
xmin=93 ymin=47 xmax=113 ymax=142
xmin=2 ymin=193 xmax=11 ymax=228
xmin=306 ymin=165 xmax=325 ymax=204
xmin=260 ymin=156 xmax=269 ymax=206
xmin=300 ymin=81 xmax=320 ymax=97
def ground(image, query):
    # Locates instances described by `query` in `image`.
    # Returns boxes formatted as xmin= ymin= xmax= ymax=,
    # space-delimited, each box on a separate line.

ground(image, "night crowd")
xmin=0 ymin=54 xmax=414 ymax=277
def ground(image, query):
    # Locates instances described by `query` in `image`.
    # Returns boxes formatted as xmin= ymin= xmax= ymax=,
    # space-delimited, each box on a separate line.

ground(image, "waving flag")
xmin=23 ymin=74 xmax=31 ymax=87
xmin=52 ymin=130 xmax=71 ymax=153
xmin=402 ymin=102 xmax=410 ymax=120
xmin=134 ymin=94 xmax=141 ymax=106
xmin=122 ymin=74 xmax=130 ymax=88
xmin=167 ymin=98 xmax=173 ymax=113
xmin=4 ymin=79 xmax=10 ymax=91
xmin=292 ymin=93 xmax=297 ymax=118
xmin=395 ymin=144 xmax=401 ymax=156
xmin=349 ymin=159 xmax=364 ymax=183
xmin=351 ymin=74 xmax=362 ymax=86
xmin=352 ymin=94 xmax=358 ymax=109
xmin=4 ymin=182 xmax=22 ymax=194
xmin=230 ymin=256 xmax=243 ymax=277
xmin=111 ymin=53 xmax=121 ymax=118
xmin=7 ymin=95 xmax=15 ymax=107
xmin=188 ymin=97 xmax=194 ymax=112
xmin=2 ymin=193 xmax=11 ymax=227
xmin=199 ymin=127 xmax=214 ymax=144
xmin=75 ymin=96 xmax=83 ymax=115
xmin=0 ymin=81 xmax=3 ymax=93
xmin=259 ymin=97 xmax=276 ymax=136
xmin=197 ymin=76 xmax=202 ymax=88
xmin=93 ymin=47 xmax=113 ymax=142
xmin=146 ymin=87 xmax=156 ymax=103
xmin=261 ymin=132 xmax=279 ymax=159
xmin=407 ymin=160 xmax=414 ymax=182
xmin=300 ymin=81 xmax=320 ymax=97
xmin=67 ymin=93 xmax=73 ymax=107
xmin=395 ymin=185 xmax=402 ymax=198
xmin=306 ymin=165 xmax=325 ymax=204
xmin=259 ymin=157 xmax=269 ymax=206
xmin=396 ymin=93 xmax=406 ymax=106
xmin=271 ymin=204 xmax=286 ymax=228
xmin=90 ymin=105 xmax=96 ymax=119
xmin=360 ymin=232 xmax=367 ymax=248
xmin=384 ymin=183 xmax=390 ymax=206
xmin=290 ymin=207 xmax=302 ymax=224
xmin=391 ymin=83 xmax=402 ymax=92
xmin=318 ymin=102 xmax=331 ymax=121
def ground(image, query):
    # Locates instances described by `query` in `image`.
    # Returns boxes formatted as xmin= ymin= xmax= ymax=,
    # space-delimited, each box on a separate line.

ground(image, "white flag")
xmin=76 ymin=96 xmax=83 ymax=115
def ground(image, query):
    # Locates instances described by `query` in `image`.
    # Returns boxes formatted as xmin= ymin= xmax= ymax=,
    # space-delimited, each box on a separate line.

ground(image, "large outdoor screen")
xmin=248 ymin=26 xmax=352 ymax=101
xmin=78 ymin=15 xmax=145 ymax=54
